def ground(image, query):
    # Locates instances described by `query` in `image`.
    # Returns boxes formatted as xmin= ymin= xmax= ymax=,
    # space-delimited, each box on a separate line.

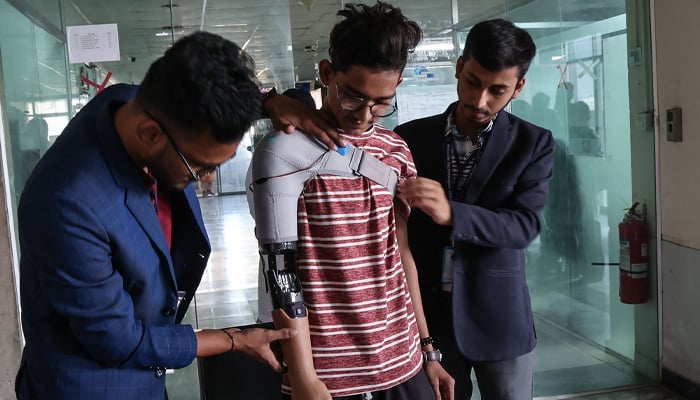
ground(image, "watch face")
xmin=423 ymin=350 xmax=442 ymax=362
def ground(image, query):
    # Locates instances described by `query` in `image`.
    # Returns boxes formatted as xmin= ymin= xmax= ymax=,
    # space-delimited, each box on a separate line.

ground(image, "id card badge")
xmin=176 ymin=290 xmax=186 ymax=309
xmin=441 ymin=245 xmax=455 ymax=292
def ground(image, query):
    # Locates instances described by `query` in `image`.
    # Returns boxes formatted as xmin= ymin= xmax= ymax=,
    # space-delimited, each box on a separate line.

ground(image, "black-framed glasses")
xmin=334 ymin=83 xmax=397 ymax=118
xmin=144 ymin=110 xmax=202 ymax=182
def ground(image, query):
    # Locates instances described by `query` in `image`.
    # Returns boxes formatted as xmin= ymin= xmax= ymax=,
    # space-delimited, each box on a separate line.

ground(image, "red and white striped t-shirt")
xmin=284 ymin=124 xmax=422 ymax=397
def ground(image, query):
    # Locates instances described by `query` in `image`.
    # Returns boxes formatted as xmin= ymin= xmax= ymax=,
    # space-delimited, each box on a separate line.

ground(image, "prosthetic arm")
xmin=247 ymin=130 xmax=400 ymax=397
xmin=247 ymin=129 xmax=398 ymax=318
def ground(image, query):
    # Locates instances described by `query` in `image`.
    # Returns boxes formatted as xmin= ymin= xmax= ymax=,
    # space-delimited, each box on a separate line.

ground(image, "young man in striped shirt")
xmin=249 ymin=2 xmax=454 ymax=399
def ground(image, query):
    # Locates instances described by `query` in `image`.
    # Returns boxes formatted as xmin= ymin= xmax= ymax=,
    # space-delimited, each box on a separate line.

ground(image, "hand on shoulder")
xmin=264 ymin=93 xmax=345 ymax=150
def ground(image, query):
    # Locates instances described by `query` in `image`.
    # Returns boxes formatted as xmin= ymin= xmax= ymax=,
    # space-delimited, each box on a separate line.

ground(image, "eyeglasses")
xmin=144 ymin=110 xmax=209 ymax=182
xmin=334 ymin=83 xmax=398 ymax=118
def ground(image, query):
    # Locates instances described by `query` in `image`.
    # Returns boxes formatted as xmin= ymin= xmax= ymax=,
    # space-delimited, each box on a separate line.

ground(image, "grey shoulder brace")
xmin=246 ymin=129 xmax=399 ymax=245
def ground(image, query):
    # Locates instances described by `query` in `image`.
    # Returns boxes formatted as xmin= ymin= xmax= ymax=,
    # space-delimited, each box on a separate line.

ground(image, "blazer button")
xmin=162 ymin=306 xmax=176 ymax=316
xmin=155 ymin=368 xmax=165 ymax=378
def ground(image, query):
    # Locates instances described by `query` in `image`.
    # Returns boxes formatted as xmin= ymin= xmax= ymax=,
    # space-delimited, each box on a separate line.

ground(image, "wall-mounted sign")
xmin=67 ymin=23 xmax=120 ymax=64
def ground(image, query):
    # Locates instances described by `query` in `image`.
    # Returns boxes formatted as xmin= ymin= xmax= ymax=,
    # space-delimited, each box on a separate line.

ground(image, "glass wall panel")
xmin=452 ymin=0 xmax=655 ymax=396
xmin=22 ymin=0 xmax=62 ymax=29
xmin=218 ymin=129 xmax=254 ymax=195
xmin=0 ymin=0 xmax=70 ymax=370
xmin=0 ymin=0 xmax=68 ymax=205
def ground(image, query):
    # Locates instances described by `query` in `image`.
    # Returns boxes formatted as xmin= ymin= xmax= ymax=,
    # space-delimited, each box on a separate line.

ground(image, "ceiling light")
xmin=161 ymin=25 xmax=193 ymax=30
xmin=414 ymin=42 xmax=454 ymax=52
xmin=155 ymin=31 xmax=184 ymax=37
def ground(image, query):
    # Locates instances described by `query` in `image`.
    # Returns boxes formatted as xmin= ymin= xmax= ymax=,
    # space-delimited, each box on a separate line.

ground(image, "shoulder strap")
xmin=324 ymin=144 xmax=399 ymax=195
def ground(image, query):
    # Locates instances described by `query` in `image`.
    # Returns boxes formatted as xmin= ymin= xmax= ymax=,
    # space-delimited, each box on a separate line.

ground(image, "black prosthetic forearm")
xmin=261 ymin=242 xmax=307 ymax=318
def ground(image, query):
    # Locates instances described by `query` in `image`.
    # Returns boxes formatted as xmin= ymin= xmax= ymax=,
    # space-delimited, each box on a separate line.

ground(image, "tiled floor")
xmin=544 ymin=385 xmax=685 ymax=399
xmin=165 ymin=194 xmax=685 ymax=400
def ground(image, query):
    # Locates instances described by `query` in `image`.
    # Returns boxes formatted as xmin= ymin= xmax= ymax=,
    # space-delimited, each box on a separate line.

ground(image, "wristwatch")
xmin=260 ymin=86 xmax=277 ymax=100
xmin=422 ymin=349 xmax=442 ymax=363
xmin=259 ymin=87 xmax=277 ymax=117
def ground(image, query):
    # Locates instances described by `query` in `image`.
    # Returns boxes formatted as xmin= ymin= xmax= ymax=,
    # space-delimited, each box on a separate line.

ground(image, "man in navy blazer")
xmin=396 ymin=19 xmax=554 ymax=399
xmin=16 ymin=32 xmax=297 ymax=399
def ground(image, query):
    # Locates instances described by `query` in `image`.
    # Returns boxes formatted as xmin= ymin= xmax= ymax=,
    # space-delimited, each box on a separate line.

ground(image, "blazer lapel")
xmin=463 ymin=112 xmax=513 ymax=204
xmin=96 ymin=110 xmax=176 ymax=286
xmin=182 ymin=187 xmax=209 ymax=243
xmin=123 ymin=188 xmax=173 ymax=262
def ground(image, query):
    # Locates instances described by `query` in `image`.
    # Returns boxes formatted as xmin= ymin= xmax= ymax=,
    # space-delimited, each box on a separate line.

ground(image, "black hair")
xmin=282 ymin=88 xmax=316 ymax=109
xmin=136 ymin=31 xmax=262 ymax=143
xmin=462 ymin=18 xmax=536 ymax=79
xmin=328 ymin=1 xmax=422 ymax=73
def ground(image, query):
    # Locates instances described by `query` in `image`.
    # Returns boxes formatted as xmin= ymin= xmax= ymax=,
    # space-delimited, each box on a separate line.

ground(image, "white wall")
xmin=0 ymin=28 xmax=22 ymax=397
xmin=0 ymin=123 xmax=22 ymax=398
xmin=654 ymin=0 xmax=700 ymax=386
xmin=660 ymin=242 xmax=700 ymax=382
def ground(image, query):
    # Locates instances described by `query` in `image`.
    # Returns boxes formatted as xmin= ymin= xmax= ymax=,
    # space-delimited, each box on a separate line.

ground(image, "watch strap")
xmin=422 ymin=349 xmax=442 ymax=363
xmin=259 ymin=87 xmax=277 ymax=118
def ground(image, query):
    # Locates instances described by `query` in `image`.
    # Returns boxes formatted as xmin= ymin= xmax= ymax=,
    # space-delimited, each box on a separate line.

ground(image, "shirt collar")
xmin=444 ymin=112 xmax=496 ymax=141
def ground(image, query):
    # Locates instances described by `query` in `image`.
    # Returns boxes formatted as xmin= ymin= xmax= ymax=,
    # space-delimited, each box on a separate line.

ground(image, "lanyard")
xmin=445 ymin=137 xmax=474 ymax=200
xmin=443 ymin=114 xmax=494 ymax=200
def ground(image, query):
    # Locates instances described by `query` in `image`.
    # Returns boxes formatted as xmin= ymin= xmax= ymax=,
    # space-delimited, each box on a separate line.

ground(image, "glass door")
xmin=217 ymin=124 xmax=260 ymax=195
xmin=494 ymin=0 xmax=655 ymax=396
xmin=524 ymin=25 xmax=643 ymax=396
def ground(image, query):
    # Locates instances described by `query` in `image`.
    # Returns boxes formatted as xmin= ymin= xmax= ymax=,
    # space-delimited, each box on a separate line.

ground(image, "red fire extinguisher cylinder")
xmin=618 ymin=203 xmax=649 ymax=304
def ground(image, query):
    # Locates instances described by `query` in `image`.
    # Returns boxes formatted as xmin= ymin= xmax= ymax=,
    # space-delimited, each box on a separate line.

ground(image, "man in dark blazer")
xmin=396 ymin=19 xmax=555 ymax=399
xmin=15 ymin=32 xmax=298 ymax=400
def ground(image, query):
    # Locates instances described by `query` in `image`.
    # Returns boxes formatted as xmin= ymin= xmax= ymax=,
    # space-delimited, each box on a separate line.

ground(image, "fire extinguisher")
xmin=618 ymin=202 xmax=649 ymax=304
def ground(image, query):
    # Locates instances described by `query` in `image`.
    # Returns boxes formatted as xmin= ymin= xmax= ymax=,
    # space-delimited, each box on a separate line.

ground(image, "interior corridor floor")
xmin=165 ymin=194 xmax=686 ymax=400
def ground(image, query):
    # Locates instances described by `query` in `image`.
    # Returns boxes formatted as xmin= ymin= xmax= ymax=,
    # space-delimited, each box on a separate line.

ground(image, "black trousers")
xmin=281 ymin=368 xmax=434 ymax=400
xmin=428 ymin=291 xmax=473 ymax=400
xmin=429 ymin=291 xmax=534 ymax=400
